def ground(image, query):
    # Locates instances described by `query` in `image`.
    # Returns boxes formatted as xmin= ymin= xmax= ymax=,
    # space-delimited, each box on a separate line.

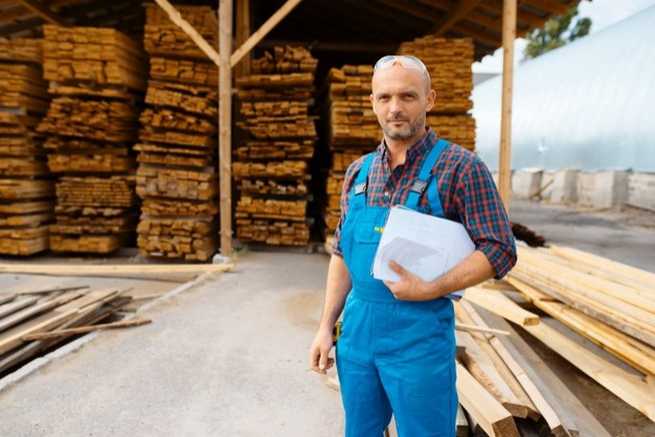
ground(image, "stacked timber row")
xmin=37 ymin=25 xmax=145 ymax=254
xmin=323 ymin=65 xmax=380 ymax=237
xmin=0 ymin=39 xmax=52 ymax=255
xmin=234 ymin=46 xmax=318 ymax=247
xmin=398 ymin=36 xmax=475 ymax=151
xmin=136 ymin=4 xmax=219 ymax=261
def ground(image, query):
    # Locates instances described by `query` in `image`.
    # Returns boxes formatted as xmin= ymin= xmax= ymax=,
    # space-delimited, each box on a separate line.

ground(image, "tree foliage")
xmin=524 ymin=6 xmax=592 ymax=60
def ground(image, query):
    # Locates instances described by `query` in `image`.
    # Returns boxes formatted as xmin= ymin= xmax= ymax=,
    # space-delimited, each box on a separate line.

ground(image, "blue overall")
xmin=336 ymin=139 xmax=457 ymax=437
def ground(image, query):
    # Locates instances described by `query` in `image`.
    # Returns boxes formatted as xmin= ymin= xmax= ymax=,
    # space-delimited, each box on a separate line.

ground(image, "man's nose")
xmin=389 ymin=96 xmax=403 ymax=113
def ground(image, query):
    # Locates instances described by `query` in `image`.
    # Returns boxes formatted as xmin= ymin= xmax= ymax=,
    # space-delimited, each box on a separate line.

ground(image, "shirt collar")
xmin=377 ymin=127 xmax=436 ymax=163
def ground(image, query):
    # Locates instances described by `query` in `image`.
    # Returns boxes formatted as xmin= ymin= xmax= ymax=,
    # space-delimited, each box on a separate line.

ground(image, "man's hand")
xmin=309 ymin=328 xmax=335 ymax=374
xmin=383 ymin=261 xmax=440 ymax=301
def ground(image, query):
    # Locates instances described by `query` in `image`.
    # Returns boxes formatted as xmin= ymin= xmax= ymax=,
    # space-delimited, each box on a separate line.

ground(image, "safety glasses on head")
xmin=373 ymin=55 xmax=430 ymax=79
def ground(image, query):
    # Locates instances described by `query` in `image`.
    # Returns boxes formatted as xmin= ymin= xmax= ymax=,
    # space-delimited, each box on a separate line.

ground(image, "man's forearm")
xmin=424 ymin=250 xmax=495 ymax=298
xmin=318 ymin=254 xmax=352 ymax=332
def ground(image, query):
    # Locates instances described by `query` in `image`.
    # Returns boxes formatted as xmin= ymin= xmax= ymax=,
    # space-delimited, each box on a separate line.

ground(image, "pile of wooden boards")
xmin=0 ymin=39 xmax=53 ymax=255
xmin=323 ymin=65 xmax=381 ymax=236
xmin=0 ymin=287 xmax=134 ymax=377
xmin=454 ymin=244 xmax=655 ymax=435
xmin=234 ymin=46 xmax=318 ymax=247
xmin=136 ymin=4 xmax=219 ymax=261
xmin=398 ymin=36 xmax=475 ymax=151
xmin=37 ymin=25 xmax=145 ymax=254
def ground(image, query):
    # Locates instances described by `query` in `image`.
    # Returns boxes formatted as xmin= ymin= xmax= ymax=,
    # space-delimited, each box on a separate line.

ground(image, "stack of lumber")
xmin=234 ymin=46 xmax=318 ymax=247
xmin=454 ymin=244 xmax=655 ymax=435
xmin=37 ymin=25 xmax=145 ymax=254
xmin=323 ymin=65 xmax=381 ymax=236
xmin=398 ymin=36 xmax=475 ymax=151
xmin=0 ymin=39 xmax=53 ymax=255
xmin=0 ymin=287 xmax=134 ymax=377
xmin=136 ymin=5 xmax=219 ymax=261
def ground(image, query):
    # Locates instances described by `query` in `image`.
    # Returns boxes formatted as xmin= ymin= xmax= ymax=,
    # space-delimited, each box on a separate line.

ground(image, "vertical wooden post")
xmin=235 ymin=0 xmax=251 ymax=77
xmin=499 ymin=0 xmax=516 ymax=212
xmin=219 ymin=0 xmax=233 ymax=256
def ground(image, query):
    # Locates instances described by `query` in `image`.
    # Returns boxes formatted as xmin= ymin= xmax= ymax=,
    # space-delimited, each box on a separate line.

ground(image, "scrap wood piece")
xmin=16 ymin=285 xmax=90 ymax=295
xmin=456 ymin=362 xmax=520 ymax=437
xmin=463 ymin=287 xmax=540 ymax=326
xmin=474 ymin=305 xmax=612 ymax=437
xmin=0 ymin=289 xmax=122 ymax=355
xmin=23 ymin=317 xmax=151 ymax=341
xmin=508 ymin=277 xmax=655 ymax=376
xmin=456 ymin=322 xmax=509 ymax=336
xmin=0 ymin=263 xmax=234 ymax=282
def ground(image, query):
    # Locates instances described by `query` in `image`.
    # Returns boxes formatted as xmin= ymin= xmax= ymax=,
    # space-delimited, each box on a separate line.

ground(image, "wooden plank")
xmin=230 ymin=0 xmax=303 ymax=68
xmin=235 ymin=0 xmax=251 ymax=76
xmin=152 ymin=0 xmax=220 ymax=67
xmin=23 ymin=317 xmax=151 ymax=340
xmin=219 ymin=0 xmax=233 ymax=256
xmin=508 ymin=276 xmax=655 ymax=376
xmin=0 ymin=293 xmax=81 ymax=334
xmin=456 ymin=362 xmax=520 ymax=437
xmin=498 ymin=0 xmax=516 ymax=211
xmin=0 ymin=263 xmax=233 ymax=282
xmin=456 ymin=405 xmax=469 ymax=437
xmin=16 ymin=285 xmax=89 ymax=296
xmin=463 ymin=287 xmax=540 ymax=326
xmin=456 ymin=322 xmax=510 ymax=336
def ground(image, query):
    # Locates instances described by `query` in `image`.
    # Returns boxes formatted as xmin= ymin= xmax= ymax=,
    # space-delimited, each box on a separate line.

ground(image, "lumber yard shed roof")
xmin=1 ymin=0 xmax=584 ymax=60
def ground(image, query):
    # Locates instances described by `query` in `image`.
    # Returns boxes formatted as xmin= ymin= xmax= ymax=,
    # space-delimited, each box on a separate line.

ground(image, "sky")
xmin=472 ymin=0 xmax=655 ymax=73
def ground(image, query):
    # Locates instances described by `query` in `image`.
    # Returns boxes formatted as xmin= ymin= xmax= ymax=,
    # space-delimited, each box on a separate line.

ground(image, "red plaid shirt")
xmin=332 ymin=128 xmax=517 ymax=279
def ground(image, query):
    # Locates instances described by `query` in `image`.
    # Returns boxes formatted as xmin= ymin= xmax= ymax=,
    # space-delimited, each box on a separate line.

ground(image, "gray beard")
xmin=382 ymin=113 xmax=425 ymax=140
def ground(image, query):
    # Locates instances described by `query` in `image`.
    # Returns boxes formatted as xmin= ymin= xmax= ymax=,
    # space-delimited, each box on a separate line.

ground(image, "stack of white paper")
xmin=372 ymin=206 xmax=476 ymax=299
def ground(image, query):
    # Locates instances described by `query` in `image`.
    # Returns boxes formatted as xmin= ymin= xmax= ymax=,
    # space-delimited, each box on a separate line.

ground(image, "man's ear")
xmin=425 ymin=89 xmax=436 ymax=112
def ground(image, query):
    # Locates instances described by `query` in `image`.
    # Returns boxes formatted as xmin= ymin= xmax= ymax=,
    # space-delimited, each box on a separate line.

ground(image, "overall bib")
xmin=336 ymin=139 xmax=457 ymax=437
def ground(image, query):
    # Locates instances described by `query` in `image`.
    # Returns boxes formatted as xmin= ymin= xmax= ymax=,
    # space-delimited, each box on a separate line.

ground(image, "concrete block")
xmin=512 ymin=169 xmax=543 ymax=199
xmin=577 ymin=170 xmax=629 ymax=209
xmin=627 ymin=172 xmax=655 ymax=211
xmin=550 ymin=169 xmax=579 ymax=204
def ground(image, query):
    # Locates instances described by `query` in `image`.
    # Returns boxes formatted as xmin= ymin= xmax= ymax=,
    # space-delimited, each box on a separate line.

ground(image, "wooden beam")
xmin=153 ymin=0 xmax=220 ymax=67
xmin=260 ymin=39 xmax=397 ymax=53
xmin=219 ymin=0 xmax=233 ymax=256
xmin=16 ymin=0 xmax=65 ymax=25
xmin=456 ymin=362 xmax=520 ymax=437
xmin=498 ymin=0 xmax=516 ymax=211
xmin=230 ymin=0 xmax=303 ymax=68
xmin=463 ymin=287 xmax=540 ymax=326
xmin=235 ymin=0 xmax=251 ymax=77
xmin=0 ymin=17 xmax=43 ymax=37
xmin=520 ymin=0 xmax=571 ymax=15
xmin=432 ymin=0 xmax=483 ymax=34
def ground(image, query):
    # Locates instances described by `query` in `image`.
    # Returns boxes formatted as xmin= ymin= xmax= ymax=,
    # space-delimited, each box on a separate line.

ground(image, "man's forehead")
xmin=372 ymin=65 xmax=428 ymax=93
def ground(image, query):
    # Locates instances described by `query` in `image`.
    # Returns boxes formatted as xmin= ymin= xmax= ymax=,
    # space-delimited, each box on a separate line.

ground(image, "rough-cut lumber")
xmin=508 ymin=276 xmax=655 ymax=376
xmin=456 ymin=362 xmax=520 ymax=437
xmin=0 ymin=297 xmax=38 ymax=319
xmin=464 ymin=287 xmax=540 ymax=326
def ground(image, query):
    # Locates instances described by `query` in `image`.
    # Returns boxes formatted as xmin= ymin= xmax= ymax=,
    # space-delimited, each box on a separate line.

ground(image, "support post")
xmin=235 ymin=0 xmax=251 ymax=77
xmin=219 ymin=0 xmax=233 ymax=256
xmin=499 ymin=0 xmax=517 ymax=212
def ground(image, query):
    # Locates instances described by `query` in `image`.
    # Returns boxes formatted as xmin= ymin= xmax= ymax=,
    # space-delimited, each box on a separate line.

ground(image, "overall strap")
xmin=349 ymin=152 xmax=376 ymax=209
xmin=405 ymin=138 xmax=449 ymax=211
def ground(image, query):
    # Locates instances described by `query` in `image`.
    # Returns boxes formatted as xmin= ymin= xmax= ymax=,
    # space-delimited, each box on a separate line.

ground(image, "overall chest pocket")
xmin=353 ymin=220 xmax=383 ymax=244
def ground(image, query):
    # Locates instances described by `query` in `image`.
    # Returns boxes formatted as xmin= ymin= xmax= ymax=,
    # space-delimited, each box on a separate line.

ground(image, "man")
xmin=309 ymin=55 xmax=517 ymax=436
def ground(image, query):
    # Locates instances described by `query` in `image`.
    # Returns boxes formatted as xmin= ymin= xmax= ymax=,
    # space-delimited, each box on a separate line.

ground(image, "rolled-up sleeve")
xmin=454 ymin=156 xmax=517 ymax=279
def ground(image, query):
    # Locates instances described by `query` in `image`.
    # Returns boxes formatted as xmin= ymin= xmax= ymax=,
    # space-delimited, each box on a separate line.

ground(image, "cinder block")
xmin=627 ymin=172 xmax=655 ymax=211
xmin=550 ymin=169 xmax=579 ymax=204
xmin=577 ymin=170 xmax=629 ymax=208
xmin=512 ymin=169 xmax=543 ymax=199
